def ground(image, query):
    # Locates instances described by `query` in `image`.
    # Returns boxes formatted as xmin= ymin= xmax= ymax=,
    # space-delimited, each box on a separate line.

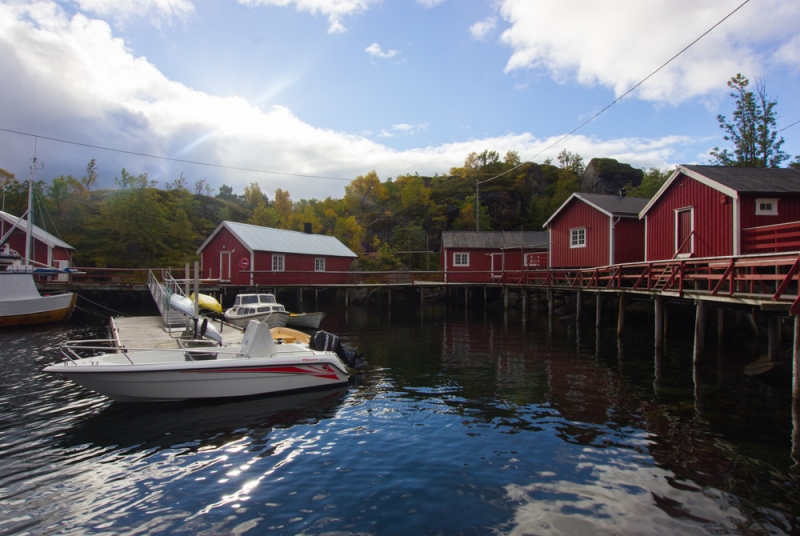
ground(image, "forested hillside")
xmin=0 ymin=152 xmax=666 ymax=271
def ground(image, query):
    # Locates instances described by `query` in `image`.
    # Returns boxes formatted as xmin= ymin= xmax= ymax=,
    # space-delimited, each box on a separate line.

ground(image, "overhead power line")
xmin=478 ymin=0 xmax=753 ymax=187
xmin=778 ymin=119 xmax=800 ymax=133
xmin=0 ymin=127 xmax=351 ymax=182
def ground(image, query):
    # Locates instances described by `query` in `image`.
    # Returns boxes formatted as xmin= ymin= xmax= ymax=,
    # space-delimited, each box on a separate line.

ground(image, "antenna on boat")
xmin=26 ymin=137 xmax=43 ymax=267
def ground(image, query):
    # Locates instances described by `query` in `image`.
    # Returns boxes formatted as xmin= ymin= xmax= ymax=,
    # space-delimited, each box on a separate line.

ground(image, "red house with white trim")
xmin=543 ymin=193 xmax=648 ymax=268
xmin=639 ymin=165 xmax=800 ymax=260
xmin=441 ymin=231 xmax=549 ymax=283
xmin=197 ymin=222 xmax=357 ymax=286
xmin=0 ymin=210 xmax=75 ymax=278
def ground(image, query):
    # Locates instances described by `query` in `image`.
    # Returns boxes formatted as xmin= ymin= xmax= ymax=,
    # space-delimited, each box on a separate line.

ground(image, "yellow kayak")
xmin=188 ymin=292 xmax=223 ymax=314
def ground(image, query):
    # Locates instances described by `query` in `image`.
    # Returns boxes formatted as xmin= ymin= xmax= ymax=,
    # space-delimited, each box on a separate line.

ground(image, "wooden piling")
xmin=420 ymin=287 xmax=424 ymax=308
xmin=693 ymin=299 xmax=706 ymax=362
xmin=503 ymin=287 xmax=508 ymax=311
xmin=522 ymin=289 xmax=527 ymax=316
xmin=617 ymin=293 xmax=626 ymax=338
xmin=464 ymin=287 xmax=468 ymax=309
xmin=794 ymin=315 xmax=800 ymax=399
xmin=655 ymin=296 xmax=664 ymax=350
xmin=769 ymin=316 xmax=780 ymax=362
xmin=388 ymin=287 xmax=392 ymax=308
xmin=596 ymin=293 xmax=602 ymax=328
xmin=717 ymin=308 xmax=724 ymax=348
xmin=484 ymin=286 xmax=487 ymax=311
xmin=345 ymin=289 xmax=349 ymax=308
xmin=547 ymin=289 xmax=554 ymax=318
xmin=576 ymin=290 xmax=582 ymax=326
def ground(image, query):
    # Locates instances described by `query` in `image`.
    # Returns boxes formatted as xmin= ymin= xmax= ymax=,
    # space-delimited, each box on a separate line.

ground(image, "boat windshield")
xmin=259 ymin=295 xmax=276 ymax=303
xmin=241 ymin=295 xmax=259 ymax=305
xmin=275 ymin=306 xmax=285 ymax=312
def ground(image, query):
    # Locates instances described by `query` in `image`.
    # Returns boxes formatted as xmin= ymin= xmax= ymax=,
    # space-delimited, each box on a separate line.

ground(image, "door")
xmin=491 ymin=253 xmax=503 ymax=279
xmin=220 ymin=251 xmax=231 ymax=281
xmin=55 ymin=259 xmax=69 ymax=282
xmin=675 ymin=209 xmax=693 ymax=257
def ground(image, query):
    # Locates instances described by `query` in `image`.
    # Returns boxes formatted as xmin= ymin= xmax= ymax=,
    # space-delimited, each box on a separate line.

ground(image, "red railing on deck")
xmin=743 ymin=221 xmax=800 ymax=254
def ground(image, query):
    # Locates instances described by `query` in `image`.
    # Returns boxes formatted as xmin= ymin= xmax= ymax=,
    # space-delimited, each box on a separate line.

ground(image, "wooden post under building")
xmin=655 ymin=296 xmax=664 ymax=350
xmin=694 ymin=299 xmax=706 ymax=362
xmin=617 ymin=293 xmax=626 ymax=338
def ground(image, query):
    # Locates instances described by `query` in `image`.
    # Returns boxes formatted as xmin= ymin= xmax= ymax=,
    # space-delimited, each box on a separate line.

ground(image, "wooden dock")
xmin=111 ymin=316 xmax=244 ymax=350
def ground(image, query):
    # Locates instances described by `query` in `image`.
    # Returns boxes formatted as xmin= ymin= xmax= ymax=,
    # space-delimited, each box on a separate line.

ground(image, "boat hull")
xmin=0 ymin=292 xmax=77 ymax=326
xmin=45 ymin=357 xmax=349 ymax=402
xmin=286 ymin=312 xmax=326 ymax=329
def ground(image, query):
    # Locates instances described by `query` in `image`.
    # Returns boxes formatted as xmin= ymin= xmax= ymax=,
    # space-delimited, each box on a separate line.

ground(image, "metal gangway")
xmin=147 ymin=269 xmax=187 ymax=328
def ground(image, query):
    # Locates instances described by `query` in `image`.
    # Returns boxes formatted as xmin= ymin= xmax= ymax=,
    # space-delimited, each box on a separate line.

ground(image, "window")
xmin=570 ymin=228 xmax=586 ymax=248
xmin=453 ymin=252 xmax=469 ymax=266
xmin=756 ymin=198 xmax=778 ymax=216
xmin=315 ymin=257 xmax=326 ymax=271
xmin=272 ymin=255 xmax=285 ymax=271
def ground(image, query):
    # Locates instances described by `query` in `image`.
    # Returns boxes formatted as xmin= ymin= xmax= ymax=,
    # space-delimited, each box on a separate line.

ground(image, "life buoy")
xmin=239 ymin=257 xmax=249 ymax=270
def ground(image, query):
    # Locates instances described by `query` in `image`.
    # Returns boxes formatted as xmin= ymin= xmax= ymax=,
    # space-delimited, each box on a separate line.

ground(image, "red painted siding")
xmin=200 ymin=226 xmax=355 ymax=285
xmin=645 ymin=174 xmax=733 ymax=260
xmin=548 ymin=199 xmax=610 ymax=268
xmin=442 ymin=246 xmax=546 ymax=282
xmin=740 ymin=194 xmax=800 ymax=230
xmin=613 ymin=217 xmax=645 ymax=264
xmin=2 ymin=227 xmax=72 ymax=266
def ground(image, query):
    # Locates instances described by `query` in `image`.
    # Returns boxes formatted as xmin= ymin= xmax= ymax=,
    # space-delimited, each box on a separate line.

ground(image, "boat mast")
xmin=26 ymin=137 xmax=42 ymax=268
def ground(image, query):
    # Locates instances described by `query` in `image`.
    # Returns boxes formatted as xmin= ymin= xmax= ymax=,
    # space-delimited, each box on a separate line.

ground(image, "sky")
xmin=0 ymin=0 xmax=798 ymax=201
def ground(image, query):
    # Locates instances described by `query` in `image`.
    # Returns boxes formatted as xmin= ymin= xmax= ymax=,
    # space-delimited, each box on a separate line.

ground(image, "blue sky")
xmin=0 ymin=0 xmax=798 ymax=200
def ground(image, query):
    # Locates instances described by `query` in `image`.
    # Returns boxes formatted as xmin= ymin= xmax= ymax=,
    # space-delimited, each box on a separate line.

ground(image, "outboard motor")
xmin=310 ymin=331 xmax=364 ymax=370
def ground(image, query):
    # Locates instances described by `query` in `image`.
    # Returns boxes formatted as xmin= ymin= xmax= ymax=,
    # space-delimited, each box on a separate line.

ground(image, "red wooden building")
xmin=639 ymin=165 xmax=800 ymax=260
xmin=440 ymin=231 xmax=549 ymax=283
xmin=197 ymin=222 xmax=357 ymax=286
xmin=543 ymin=193 xmax=648 ymax=268
xmin=0 ymin=210 xmax=75 ymax=277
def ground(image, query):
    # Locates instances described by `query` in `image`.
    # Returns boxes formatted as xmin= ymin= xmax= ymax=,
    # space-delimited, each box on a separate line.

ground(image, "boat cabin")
xmin=231 ymin=294 xmax=286 ymax=315
xmin=639 ymin=165 xmax=800 ymax=260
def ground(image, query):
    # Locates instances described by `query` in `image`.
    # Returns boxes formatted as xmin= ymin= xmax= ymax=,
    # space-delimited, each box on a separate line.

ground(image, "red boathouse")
xmin=639 ymin=165 xmax=800 ymax=260
xmin=0 ymin=210 xmax=75 ymax=278
xmin=197 ymin=222 xmax=358 ymax=286
xmin=543 ymin=193 xmax=648 ymax=268
xmin=440 ymin=231 xmax=549 ymax=283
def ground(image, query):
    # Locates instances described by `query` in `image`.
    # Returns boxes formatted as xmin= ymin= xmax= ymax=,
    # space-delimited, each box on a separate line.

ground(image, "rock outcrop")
xmin=582 ymin=158 xmax=643 ymax=195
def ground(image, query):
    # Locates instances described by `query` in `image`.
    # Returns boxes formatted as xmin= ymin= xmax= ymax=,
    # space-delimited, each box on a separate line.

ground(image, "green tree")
xmin=81 ymin=159 xmax=98 ymax=191
xmin=557 ymin=149 xmax=585 ymax=176
xmin=334 ymin=215 xmax=365 ymax=256
xmin=249 ymin=205 xmax=279 ymax=227
xmin=626 ymin=167 xmax=671 ymax=198
xmin=709 ymin=74 xmax=789 ymax=167
xmin=243 ymin=182 xmax=267 ymax=209
xmin=344 ymin=171 xmax=388 ymax=218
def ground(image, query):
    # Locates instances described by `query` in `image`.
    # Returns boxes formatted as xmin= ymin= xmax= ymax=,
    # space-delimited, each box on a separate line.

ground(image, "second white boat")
xmin=224 ymin=293 xmax=289 ymax=328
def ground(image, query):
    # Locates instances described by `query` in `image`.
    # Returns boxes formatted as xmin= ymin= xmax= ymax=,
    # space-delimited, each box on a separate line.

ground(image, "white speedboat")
xmin=224 ymin=293 xmax=289 ymax=328
xmin=286 ymin=311 xmax=326 ymax=329
xmin=43 ymin=321 xmax=358 ymax=402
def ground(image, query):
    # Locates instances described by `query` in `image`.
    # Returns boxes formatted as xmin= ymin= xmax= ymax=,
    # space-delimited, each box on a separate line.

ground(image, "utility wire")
xmin=0 ymin=127 xmax=351 ymax=182
xmin=478 ymin=0 xmax=752 ymax=186
xmin=778 ymin=119 xmax=800 ymax=133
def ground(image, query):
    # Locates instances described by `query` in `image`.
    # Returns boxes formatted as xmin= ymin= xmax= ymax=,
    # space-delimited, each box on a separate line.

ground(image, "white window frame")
xmin=570 ymin=227 xmax=586 ymax=249
xmin=272 ymin=254 xmax=285 ymax=272
xmin=755 ymin=198 xmax=778 ymax=216
xmin=315 ymin=257 xmax=325 ymax=272
xmin=453 ymin=252 xmax=470 ymax=266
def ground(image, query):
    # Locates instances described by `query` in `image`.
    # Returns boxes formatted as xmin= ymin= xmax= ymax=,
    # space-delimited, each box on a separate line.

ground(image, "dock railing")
xmin=147 ymin=269 xmax=186 ymax=328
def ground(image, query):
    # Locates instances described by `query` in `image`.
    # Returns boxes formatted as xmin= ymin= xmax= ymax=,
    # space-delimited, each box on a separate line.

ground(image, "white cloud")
xmin=498 ymin=0 xmax=800 ymax=104
xmin=469 ymin=16 xmax=496 ymax=40
xmin=416 ymin=0 xmax=445 ymax=7
xmin=238 ymin=0 xmax=378 ymax=34
xmin=366 ymin=43 xmax=399 ymax=59
xmin=0 ymin=2 xmax=700 ymax=201
xmin=74 ymin=0 xmax=193 ymax=22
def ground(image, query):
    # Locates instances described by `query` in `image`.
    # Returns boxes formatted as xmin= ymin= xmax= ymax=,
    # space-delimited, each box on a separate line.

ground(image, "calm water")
xmin=1 ymin=302 xmax=800 ymax=535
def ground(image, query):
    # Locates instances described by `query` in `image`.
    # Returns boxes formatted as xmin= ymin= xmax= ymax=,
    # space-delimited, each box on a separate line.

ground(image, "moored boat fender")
xmin=310 ymin=331 xmax=364 ymax=370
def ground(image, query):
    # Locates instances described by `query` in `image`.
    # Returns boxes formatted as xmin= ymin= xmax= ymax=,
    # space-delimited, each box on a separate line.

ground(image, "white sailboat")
xmin=0 ymin=152 xmax=77 ymax=327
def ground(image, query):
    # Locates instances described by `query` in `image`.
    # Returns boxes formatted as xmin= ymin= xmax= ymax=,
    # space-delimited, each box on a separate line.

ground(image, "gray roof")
xmin=198 ymin=221 xmax=357 ymax=257
xmin=682 ymin=165 xmax=800 ymax=193
xmin=574 ymin=193 xmax=649 ymax=215
xmin=0 ymin=211 xmax=75 ymax=250
xmin=442 ymin=231 xmax=549 ymax=250
xmin=543 ymin=192 xmax=648 ymax=228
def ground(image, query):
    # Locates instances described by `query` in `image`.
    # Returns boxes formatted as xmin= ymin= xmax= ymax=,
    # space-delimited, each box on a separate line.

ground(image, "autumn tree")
xmin=344 ymin=171 xmax=388 ymax=218
xmin=273 ymin=189 xmax=293 ymax=226
xmin=709 ymin=74 xmax=789 ymax=167
xmin=81 ymin=159 xmax=98 ymax=191
xmin=243 ymin=182 xmax=268 ymax=209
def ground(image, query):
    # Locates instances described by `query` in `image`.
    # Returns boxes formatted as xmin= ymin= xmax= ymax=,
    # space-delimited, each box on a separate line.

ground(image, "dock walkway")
xmin=111 ymin=316 xmax=244 ymax=350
